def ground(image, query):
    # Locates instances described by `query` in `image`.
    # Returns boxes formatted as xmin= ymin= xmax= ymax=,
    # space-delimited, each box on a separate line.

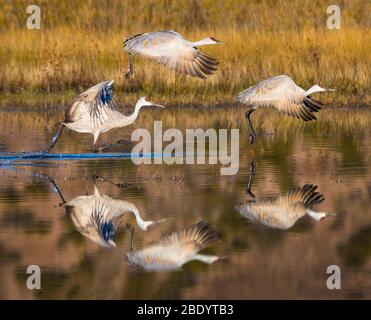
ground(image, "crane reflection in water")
xmin=126 ymin=221 xmax=222 ymax=272
xmin=235 ymin=162 xmax=335 ymax=230
xmin=43 ymin=175 xmax=164 ymax=248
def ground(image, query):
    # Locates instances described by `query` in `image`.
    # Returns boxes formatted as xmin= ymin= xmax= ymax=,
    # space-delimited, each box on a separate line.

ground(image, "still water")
xmin=0 ymin=106 xmax=370 ymax=299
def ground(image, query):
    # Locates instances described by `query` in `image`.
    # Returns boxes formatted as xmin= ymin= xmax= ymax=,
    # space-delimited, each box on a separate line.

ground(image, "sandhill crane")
xmin=126 ymin=221 xmax=221 ymax=271
xmin=44 ymin=80 xmax=165 ymax=153
xmin=123 ymin=30 xmax=221 ymax=79
xmin=236 ymin=75 xmax=335 ymax=144
xmin=235 ymin=166 xmax=333 ymax=229
xmin=45 ymin=176 xmax=164 ymax=248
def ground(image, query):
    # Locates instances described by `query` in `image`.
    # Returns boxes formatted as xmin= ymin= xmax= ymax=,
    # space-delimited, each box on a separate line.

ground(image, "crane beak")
xmin=210 ymin=37 xmax=222 ymax=44
xmin=146 ymin=218 xmax=166 ymax=230
xmin=154 ymin=218 xmax=167 ymax=224
xmin=142 ymin=97 xmax=165 ymax=108
xmin=107 ymin=239 xmax=117 ymax=248
xmin=326 ymin=88 xmax=336 ymax=92
xmin=150 ymin=103 xmax=165 ymax=109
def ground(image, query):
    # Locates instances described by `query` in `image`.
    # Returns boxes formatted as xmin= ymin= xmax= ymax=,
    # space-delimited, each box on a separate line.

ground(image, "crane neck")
xmin=305 ymin=85 xmax=325 ymax=96
xmin=120 ymin=201 xmax=153 ymax=231
xmin=117 ymin=103 xmax=144 ymax=127
xmin=192 ymin=254 xmax=219 ymax=264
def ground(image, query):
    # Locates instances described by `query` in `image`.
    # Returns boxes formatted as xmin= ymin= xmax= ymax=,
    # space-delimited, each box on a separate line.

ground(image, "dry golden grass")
xmin=0 ymin=0 xmax=370 ymax=108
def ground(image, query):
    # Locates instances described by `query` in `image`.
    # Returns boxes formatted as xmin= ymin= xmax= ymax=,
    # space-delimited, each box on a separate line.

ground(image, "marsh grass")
xmin=0 ymin=0 xmax=370 ymax=108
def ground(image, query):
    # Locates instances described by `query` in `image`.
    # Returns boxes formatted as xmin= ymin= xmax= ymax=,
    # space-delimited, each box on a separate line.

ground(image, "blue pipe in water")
xmin=0 ymin=152 xmax=168 ymax=162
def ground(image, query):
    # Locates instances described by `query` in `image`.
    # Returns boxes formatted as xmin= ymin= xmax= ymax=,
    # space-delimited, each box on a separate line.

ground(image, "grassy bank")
xmin=0 ymin=0 xmax=370 ymax=108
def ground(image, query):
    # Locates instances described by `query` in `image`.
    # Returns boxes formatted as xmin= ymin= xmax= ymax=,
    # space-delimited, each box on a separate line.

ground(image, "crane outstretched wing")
xmin=65 ymin=81 xmax=118 ymax=125
xmin=124 ymin=31 xmax=218 ymax=79
xmin=127 ymin=221 xmax=220 ymax=269
xmin=156 ymin=220 xmax=221 ymax=252
xmin=258 ymin=184 xmax=325 ymax=209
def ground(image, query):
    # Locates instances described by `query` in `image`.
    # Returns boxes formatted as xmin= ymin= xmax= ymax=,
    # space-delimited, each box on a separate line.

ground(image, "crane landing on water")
xmin=44 ymin=80 xmax=165 ymax=153
xmin=236 ymin=75 xmax=335 ymax=144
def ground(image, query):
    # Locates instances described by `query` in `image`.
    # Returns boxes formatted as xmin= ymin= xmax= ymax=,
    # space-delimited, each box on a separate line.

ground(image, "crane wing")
xmin=237 ymin=201 xmax=300 ymax=229
xmin=156 ymin=220 xmax=220 ymax=252
xmin=127 ymin=221 xmax=220 ymax=269
xmin=257 ymin=184 xmax=325 ymax=209
xmin=65 ymin=81 xmax=118 ymax=125
xmin=123 ymin=31 xmax=218 ymax=79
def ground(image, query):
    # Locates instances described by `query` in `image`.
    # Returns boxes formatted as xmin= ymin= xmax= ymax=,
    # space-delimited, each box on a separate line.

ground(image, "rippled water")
xmin=0 ymin=107 xmax=370 ymax=299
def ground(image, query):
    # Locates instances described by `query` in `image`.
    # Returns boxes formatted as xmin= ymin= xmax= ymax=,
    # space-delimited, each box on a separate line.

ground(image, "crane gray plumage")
xmin=42 ymin=175 xmax=164 ymax=248
xmin=127 ymin=221 xmax=221 ymax=271
xmin=44 ymin=80 xmax=165 ymax=153
xmin=236 ymin=184 xmax=329 ymax=229
xmin=123 ymin=30 xmax=221 ymax=79
xmin=236 ymin=75 xmax=335 ymax=143
xmin=64 ymin=185 xmax=164 ymax=248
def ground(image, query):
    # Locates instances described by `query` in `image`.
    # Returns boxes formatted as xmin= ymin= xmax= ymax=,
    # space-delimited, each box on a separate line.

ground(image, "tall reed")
xmin=0 ymin=0 xmax=370 ymax=107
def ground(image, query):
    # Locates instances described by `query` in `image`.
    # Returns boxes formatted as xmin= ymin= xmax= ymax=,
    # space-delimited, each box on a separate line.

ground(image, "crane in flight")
xmin=44 ymin=80 xmax=165 ymax=153
xmin=123 ymin=30 xmax=221 ymax=79
xmin=236 ymin=75 xmax=335 ymax=144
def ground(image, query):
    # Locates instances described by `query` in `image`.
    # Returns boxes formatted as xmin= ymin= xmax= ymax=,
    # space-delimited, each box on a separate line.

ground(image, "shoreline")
xmin=0 ymin=93 xmax=370 ymax=112
xmin=0 ymin=103 xmax=370 ymax=113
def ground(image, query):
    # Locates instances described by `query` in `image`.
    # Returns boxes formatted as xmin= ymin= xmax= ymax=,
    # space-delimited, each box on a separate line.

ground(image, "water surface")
xmin=0 ymin=107 xmax=370 ymax=299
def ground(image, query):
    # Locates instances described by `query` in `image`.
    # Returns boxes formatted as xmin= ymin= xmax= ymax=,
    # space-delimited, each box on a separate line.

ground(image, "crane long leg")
xmin=125 ymin=53 xmax=134 ymax=79
xmin=44 ymin=124 xmax=65 ymax=153
xmin=246 ymin=160 xmax=256 ymax=199
xmin=33 ymin=174 xmax=66 ymax=205
xmin=125 ymin=223 xmax=135 ymax=251
xmin=245 ymin=109 xmax=256 ymax=144
xmin=94 ymin=139 xmax=131 ymax=153
xmin=48 ymin=177 xmax=67 ymax=205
